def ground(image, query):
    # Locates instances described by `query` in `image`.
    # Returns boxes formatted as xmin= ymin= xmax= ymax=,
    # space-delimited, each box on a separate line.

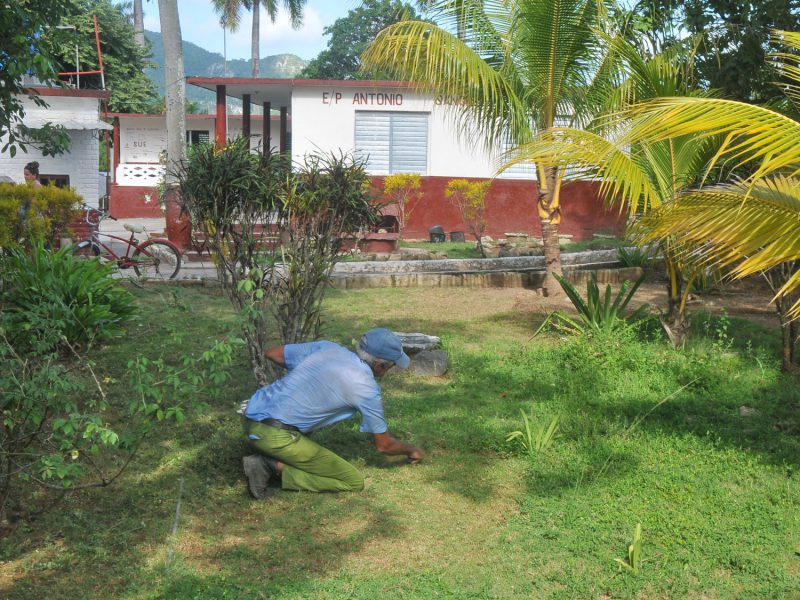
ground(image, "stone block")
xmin=409 ymin=349 xmax=449 ymax=376
xmin=395 ymin=332 xmax=441 ymax=353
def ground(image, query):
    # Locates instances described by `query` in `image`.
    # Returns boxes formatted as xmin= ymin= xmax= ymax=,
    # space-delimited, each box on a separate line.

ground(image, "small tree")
xmin=176 ymin=139 xmax=380 ymax=385
xmin=445 ymin=178 xmax=491 ymax=257
xmin=383 ymin=173 xmax=422 ymax=238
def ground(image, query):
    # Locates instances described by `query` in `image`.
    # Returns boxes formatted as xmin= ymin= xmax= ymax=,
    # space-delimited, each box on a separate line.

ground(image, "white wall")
xmin=290 ymin=84 xmax=507 ymax=178
xmin=0 ymin=95 xmax=104 ymax=205
xmin=118 ymin=115 xmax=281 ymax=164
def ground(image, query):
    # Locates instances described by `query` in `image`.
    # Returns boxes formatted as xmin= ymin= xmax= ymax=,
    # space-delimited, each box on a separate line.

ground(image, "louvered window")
xmin=354 ymin=111 xmax=428 ymax=174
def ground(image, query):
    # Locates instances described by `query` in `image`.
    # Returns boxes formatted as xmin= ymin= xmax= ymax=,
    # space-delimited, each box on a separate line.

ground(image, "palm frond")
xmin=636 ymin=176 xmax=800 ymax=315
xmin=499 ymin=127 xmax=663 ymax=214
xmin=362 ymin=20 xmax=529 ymax=148
xmin=625 ymin=97 xmax=800 ymax=182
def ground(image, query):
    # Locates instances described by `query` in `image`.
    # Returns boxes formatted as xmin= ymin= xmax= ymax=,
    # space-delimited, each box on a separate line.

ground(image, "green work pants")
xmin=245 ymin=420 xmax=364 ymax=493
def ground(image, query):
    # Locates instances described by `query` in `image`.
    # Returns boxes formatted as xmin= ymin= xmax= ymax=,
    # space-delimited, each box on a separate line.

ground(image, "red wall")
xmin=109 ymin=184 xmax=163 ymax=218
xmin=110 ymin=176 xmax=625 ymax=242
xmin=376 ymin=176 xmax=625 ymax=241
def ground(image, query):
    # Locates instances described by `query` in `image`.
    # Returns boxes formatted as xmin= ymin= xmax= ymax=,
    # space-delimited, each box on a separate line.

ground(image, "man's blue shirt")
xmin=244 ymin=341 xmax=388 ymax=434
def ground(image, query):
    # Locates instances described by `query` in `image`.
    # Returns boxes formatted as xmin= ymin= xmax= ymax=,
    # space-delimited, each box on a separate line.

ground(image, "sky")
xmin=142 ymin=1 xmax=365 ymax=61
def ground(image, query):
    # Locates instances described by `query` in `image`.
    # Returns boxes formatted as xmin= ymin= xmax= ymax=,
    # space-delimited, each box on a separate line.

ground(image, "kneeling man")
xmin=242 ymin=328 xmax=424 ymax=498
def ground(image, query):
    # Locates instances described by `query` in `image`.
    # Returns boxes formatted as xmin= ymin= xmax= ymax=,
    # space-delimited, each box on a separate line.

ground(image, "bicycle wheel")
xmin=132 ymin=240 xmax=182 ymax=280
xmin=72 ymin=240 xmax=102 ymax=259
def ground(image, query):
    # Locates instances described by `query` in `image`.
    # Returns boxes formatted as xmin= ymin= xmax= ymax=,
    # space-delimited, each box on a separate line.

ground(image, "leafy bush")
xmin=382 ymin=172 xmax=422 ymax=237
xmin=0 ymin=243 xmax=135 ymax=353
xmin=176 ymin=139 xmax=381 ymax=385
xmin=548 ymin=273 xmax=650 ymax=335
xmin=445 ymin=179 xmax=491 ymax=257
xmin=0 ymin=329 xmax=238 ymax=523
xmin=0 ymin=182 xmax=81 ymax=248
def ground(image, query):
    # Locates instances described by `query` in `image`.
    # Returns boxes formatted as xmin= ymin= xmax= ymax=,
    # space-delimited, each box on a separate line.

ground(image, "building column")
xmin=215 ymin=84 xmax=227 ymax=149
xmin=242 ymin=94 xmax=251 ymax=150
xmin=280 ymin=106 xmax=288 ymax=155
xmin=262 ymin=101 xmax=271 ymax=154
xmin=112 ymin=117 xmax=120 ymax=184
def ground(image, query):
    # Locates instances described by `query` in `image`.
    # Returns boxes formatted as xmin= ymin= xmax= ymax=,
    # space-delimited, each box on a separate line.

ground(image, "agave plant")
xmin=550 ymin=273 xmax=650 ymax=335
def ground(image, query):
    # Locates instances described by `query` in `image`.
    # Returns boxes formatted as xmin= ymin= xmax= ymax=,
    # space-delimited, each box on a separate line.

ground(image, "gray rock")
xmin=395 ymin=332 xmax=441 ymax=353
xmin=409 ymin=349 xmax=449 ymax=376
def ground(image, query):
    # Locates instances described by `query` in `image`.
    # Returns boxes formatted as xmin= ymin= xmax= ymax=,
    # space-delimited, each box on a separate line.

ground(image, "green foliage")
xmin=382 ymin=172 xmax=422 ymax=236
xmin=0 ymin=182 xmax=81 ymax=248
xmin=16 ymin=122 xmax=72 ymax=157
xmin=0 ymin=0 xmax=78 ymax=156
xmin=0 ymin=243 xmax=135 ymax=353
xmin=617 ymin=243 xmax=657 ymax=269
xmin=175 ymin=138 xmax=380 ymax=385
xmin=300 ymin=0 xmax=420 ymax=80
xmin=0 ymin=322 xmax=238 ymax=523
xmin=615 ymin=523 xmax=643 ymax=575
xmin=506 ymin=410 xmax=560 ymax=460
xmin=445 ymin=178 xmax=491 ymax=257
xmin=683 ymin=0 xmax=800 ymax=102
xmin=54 ymin=0 xmax=157 ymax=113
xmin=549 ymin=273 xmax=651 ymax=335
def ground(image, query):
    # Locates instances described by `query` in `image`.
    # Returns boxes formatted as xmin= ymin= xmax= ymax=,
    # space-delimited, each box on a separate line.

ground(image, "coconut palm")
xmin=362 ymin=0 xmax=619 ymax=295
xmin=212 ymin=0 xmax=305 ymax=77
xmin=500 ymin=34 xmax=715 ymax=345
xmin=621 ymin=31 xmax=800 ymax=367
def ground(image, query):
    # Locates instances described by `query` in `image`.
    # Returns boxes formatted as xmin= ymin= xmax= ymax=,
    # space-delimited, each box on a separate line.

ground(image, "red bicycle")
xmin=72 ymin=203 xmax=182 ymax=280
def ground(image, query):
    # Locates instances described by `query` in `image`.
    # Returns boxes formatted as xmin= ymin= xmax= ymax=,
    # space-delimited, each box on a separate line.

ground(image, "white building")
xmin=110 ymin=78 xmax=620 ymax=241
xmin=0 ymin=86 xmax=112 ymax=206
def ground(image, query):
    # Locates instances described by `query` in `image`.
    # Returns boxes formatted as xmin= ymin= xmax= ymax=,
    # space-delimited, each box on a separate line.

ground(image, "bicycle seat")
xmin=124 ymin=224 xmax=146 ymax=234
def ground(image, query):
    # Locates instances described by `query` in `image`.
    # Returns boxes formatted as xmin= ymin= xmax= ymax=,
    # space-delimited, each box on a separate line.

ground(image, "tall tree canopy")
xmin=0 ymin=0 xmax=78 ymax=156
xmin=625 ymin=0 xmax=800 ymax=102
xmin=299 ymin=0 xmax=420 ymax=80
xmin=54 ymin=0 xmax=157 ymax=113
xmin=684 ymin=0 xmax=800 ymax=102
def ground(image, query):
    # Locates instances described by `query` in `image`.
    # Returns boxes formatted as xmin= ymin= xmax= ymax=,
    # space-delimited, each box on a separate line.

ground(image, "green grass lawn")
xmin=1 ymin=285 xmax=798 ymax=599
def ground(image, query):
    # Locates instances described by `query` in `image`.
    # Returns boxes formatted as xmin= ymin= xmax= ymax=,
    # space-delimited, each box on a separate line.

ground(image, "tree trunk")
xmin=133 ymin=0 xmax=145 ymax=48
xmin=158 ymin=0 xmax=187 ymax=245
xmin=537 ymin=167 xmax=562 ymax=296
xmin=251 ymin=4 xmax=260 ymax=77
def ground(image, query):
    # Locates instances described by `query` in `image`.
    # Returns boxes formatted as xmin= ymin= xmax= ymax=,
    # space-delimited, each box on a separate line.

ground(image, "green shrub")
xmin=549 ymin=273 xmax=651 ymax=335
xmin=0 ymin=243 xmax=135 ymax=353
xmin=0 ymin=182 xmax=81 ymax=248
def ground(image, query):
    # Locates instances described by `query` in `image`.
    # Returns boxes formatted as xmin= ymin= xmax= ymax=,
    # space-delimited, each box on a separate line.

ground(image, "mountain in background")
xmin=144 ymin=30 xmax=307 ymax=111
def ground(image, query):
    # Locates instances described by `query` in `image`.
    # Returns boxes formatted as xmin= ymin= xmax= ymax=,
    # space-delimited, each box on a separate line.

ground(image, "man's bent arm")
xmin=373 ymin=432 xmax=424 ymax=463
xmin=264 ymin=346 xmax=286 ymax=367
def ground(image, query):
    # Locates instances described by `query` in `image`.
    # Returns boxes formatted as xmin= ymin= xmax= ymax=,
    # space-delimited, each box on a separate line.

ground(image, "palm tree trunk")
xmin=133 ymin=0 xmax=145 ymax=47
xmin=538 ymin=167 xmax=562 ymax=296
xmin=158 ymin=0 xmax=188 ymax=248
xmin=251 ymin=3 xmax=260 ymax=77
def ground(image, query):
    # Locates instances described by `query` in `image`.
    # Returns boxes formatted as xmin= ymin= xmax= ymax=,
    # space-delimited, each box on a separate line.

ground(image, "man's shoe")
xmin=243 ymin=455 xmax=276 ymax=500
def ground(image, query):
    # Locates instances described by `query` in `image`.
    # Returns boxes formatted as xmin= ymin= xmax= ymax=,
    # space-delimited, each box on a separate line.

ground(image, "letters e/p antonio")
xmin=322 ymin=91 xmax=404 ymax=106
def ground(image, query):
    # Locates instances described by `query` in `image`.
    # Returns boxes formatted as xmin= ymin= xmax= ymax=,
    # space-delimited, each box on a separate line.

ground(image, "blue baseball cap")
xmin=359 ymin=328 xmax=411 ymax=369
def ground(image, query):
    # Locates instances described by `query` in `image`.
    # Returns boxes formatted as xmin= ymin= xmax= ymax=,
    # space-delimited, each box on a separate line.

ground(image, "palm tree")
xmin=361 ymin=0 xmax=616 ymax=295
xmin=158 ymin=0 xmax=187 ymax=247
xmin=212 ymin=0 xmax=305 ymax=78
xmin=501 ymin=35 xmax=715 ymax=345
xmin=616 ymin=31 xmax=800 ymax=367
xmin=133 ymin=0 xmax=145 ymax=47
